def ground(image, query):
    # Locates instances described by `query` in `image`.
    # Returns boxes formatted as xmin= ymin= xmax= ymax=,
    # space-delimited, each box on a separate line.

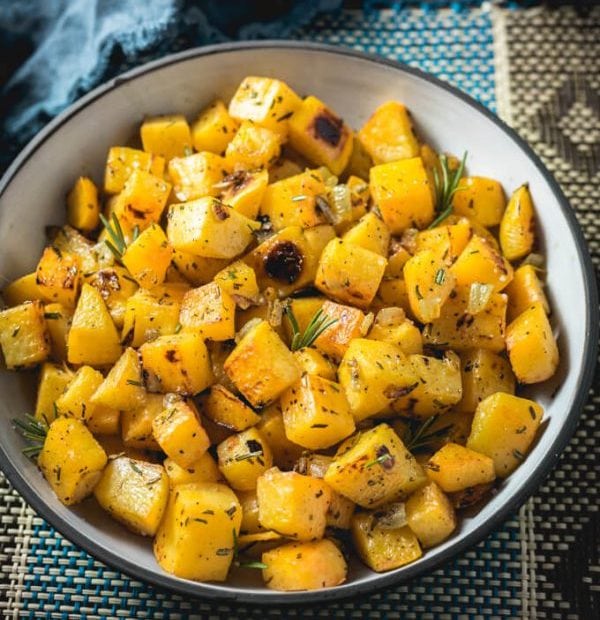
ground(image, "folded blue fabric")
xmin=0 ymin=0 xmax=342 ymax=171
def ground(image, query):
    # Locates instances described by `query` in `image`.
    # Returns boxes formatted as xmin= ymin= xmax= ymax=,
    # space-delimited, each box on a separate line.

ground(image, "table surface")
xmin=0 ymin=2 xmax=598 ymax=618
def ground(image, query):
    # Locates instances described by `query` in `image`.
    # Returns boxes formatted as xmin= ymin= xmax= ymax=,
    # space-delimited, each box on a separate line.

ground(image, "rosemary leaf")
xmin=13 ymin=414 xmax=48 ymax=459
xmin=285 ymin=306 xmax=337 ymax=352
xmin=428 ymin=151 xmax=468 ymax=229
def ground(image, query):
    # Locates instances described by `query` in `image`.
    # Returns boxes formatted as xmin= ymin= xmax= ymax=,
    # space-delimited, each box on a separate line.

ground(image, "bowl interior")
xmin=0 ymin=43 xmax=595 ymax=603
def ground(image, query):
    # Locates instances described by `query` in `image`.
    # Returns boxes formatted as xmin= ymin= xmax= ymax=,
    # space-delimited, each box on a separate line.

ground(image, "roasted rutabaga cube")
xmin=357 ymin=101 xmax=420 ymax=164
xmin=139 ymin=331 xmax=213 ymax=395
xmin=367 ymin=307 xmax=423 ymax=355
xmin=67 ymin=283 xmax=122 ymax=366
xmin=179 ymin=282 xmax=235 ymax=341
xmin=167 ymin=152 xmax=229 ymax=202
xmin=315 ymin=238 xmax=387 ymax=309
xmin=313 ymin=300 xmax=370 ymax=362
xmin=66 ymin=176 xmax=100 ymax=233
xmin=166 ymin=196 xmax=259 ymax=259
xmin=121 ymin=393 xmax=164 ymax=450
xmin=191 ymin=99 xmax=239 ymax=154
xmin=256 ymin=403 xmax=304 ymax=470
xmin=451 ymin=176 xmax=506 ymax=227
xmin=505 ymin=264 xmax=549 ymax=323
xmin=38 ymin=417 xmax=107 ymax=505
xmin=85 ymin=266 xmax=138 ymax=330
xmin=467 ymin=392 xmax=543 ymax=477
xmin=225 ymin=121 xmax=282 ymax=169
xmin=217 ymin=428 xmax=273 ymax=491
xmin=202 ymin=384 xmax=260 ymax=432
xmin=0 ymin=300 xmax=50 ymax=369
xmin=91 ymin=347 xmax=145 ymax=412
xmin=103 ymin=146 xmax=165 ymax=194
xmin=35 ymin=362 xmax=73 ymax=424
xmin=337 ymin=339 xmax=417 ymax=421
xmin=164 ymin=452 xmax=221 ymax=488
xmin=506 ymin=302 xmax=559 ymax=384
xmin=55 ymin=365 xmax=103 ymax=420
xmin=93 ymin=456 xmax=169 ymax=536
xmin=324 ymin=424 xmax=427 ymax=508
xmin=351 ymin=512 xmax=422 ymax=572
xmin=405 ymin=481 xmax=456 ymax=548
xmin=140 ymin=114 xmax=192 ymax=161
xmin=257 ymin=468 xmax=331 ymax=541
xmin=426 ymin=443 xmax=496 ymax=493
xmin=152 ymin=398 xmax=210 ymax=468
xmin=292 ymin=348 xmax=336 ymax=381
xmin=281 ymin=374 xmax=356 ymax=450
xmin=342 ymin=211 xmax=390 ymax=257
xmin=121 ymin=223 xmax=173 ymax=289
xmin=36 ymin=246 xmax=81 ymax=308
xmin=262 ymin=540 xmax=347 ymax=591
xmin=216 ymin=169 xmax=269 ymax=220
xmin=154 ymin=482 xmax=242 ymax=581
xmin=224 ymin=320 xmax=301 ymax=408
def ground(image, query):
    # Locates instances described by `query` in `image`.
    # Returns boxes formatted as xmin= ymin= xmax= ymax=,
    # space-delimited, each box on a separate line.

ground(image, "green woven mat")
xmin=0 ymin=4 xmax=598 ymax=618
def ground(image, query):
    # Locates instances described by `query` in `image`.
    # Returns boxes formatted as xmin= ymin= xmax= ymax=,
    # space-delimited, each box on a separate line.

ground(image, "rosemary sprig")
xmin=365 ymin=452 xmax=393 ymax=469
xmin=284 ymin=306 xmax=338 ymax=351
xmin=99 ymin=213 xmax=139 ymax=262
xmin=404 ymin=415 xmax=453 ymax=454
xmin=427 ymin=151 xmax=468 ymax=229
xmin=12 ymin=414 xmax=48 ymax=459
xmin=232 ymin=528 xmax=268 ymax=570
xmin=234 ymin=450 xmax=263 ymax=462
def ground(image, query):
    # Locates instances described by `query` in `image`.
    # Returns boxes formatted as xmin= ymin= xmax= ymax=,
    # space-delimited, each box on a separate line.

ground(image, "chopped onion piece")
xmin=467 ymin=282 xmax=493 ymax=314
xmin=374 ymin=502 xmax=407 ymax=530
xmin=521 ymin=252 xmax=546 ymax=270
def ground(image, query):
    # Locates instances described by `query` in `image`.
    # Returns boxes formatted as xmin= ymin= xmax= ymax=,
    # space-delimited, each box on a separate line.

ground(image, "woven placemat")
xmin=0 ymin=4 xmax=598 ymax=618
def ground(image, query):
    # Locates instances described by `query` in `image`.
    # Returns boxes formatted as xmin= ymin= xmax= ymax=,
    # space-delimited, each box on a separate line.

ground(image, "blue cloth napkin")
xmin=0 ymin=0 xmax=342 ymax=172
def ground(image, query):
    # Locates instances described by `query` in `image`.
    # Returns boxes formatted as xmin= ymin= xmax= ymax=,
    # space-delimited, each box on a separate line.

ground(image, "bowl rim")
xmin=0 ymin=40 xmax=597 ymax=605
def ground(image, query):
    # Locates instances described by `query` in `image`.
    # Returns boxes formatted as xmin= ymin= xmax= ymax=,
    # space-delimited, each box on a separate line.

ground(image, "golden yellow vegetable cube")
xmin=391 ymin=352 xmax=462 ymax=418
xmin=451 ymin=235 xmax=513 ymax=293
xmin=268 ymin=157 xmax=303 ymax=183
xmin=203 ymin=384 xmax=261 ymax=431
xmin=338 ymin=339 xmax=417 ymax=421
xmin=229 ymin=77 xmax=302 ymax=139
xmin=36 ymin=246 xmax=81 ymax=308
xmin=43 ymin=302 xmax=71 ymax=362
xmin=374 ymin=278 xmax=412 ymax=317
xmin=313 ymin=300 xmax=369 ymax=362
xmin=166 ymin=196 xmax=259 ymax=259
xmin=357 ymin=101 xmax=420 ymax=164
xmin=152 ymin=399 xmax=210 ymax=468
xmin=467 ymin=392 xmax=543 ymax=477
xmin=140 ymin=331 xmax=213 ymax=395
xmin=121 ymin=288 xmax=181 ymax=347
xmin=0 ymin=301 xmax=50 ymax=369
xmin=121 ymin=393 xmax=164 ymax=450
xmin=257 ymin=467 xmax=331 ymax=541
xmin=67 ymin=176 xmax=99 ymax=232
xmin=86 ymin=403 xmax=120 ymax=436
xmin=217 ymin=428 xmax=273 ymax=491
xmin=237 ymin=489 xmax=265 ymax=534
xmin=167 ymin=152 xmax=229 ymax=202
xmin=2 ymin=272 xmax=42 ymax=306
xmin=346 ymin=174 xmax=370 ymax=221
xmin=224 ymin=320 xmax=301 ymax=408
xmin=452 ymin=176 xmax=506 ymax=227
xmin=260 ymin=170 xmax=327 ymax=231
xmin=458 ymin=349 xmax=515 ymax=413
xmin=94 ymin=456 xmax=169 ymax=536
xmin=50 ymin=224 xmax=97 ymax=271
xmin=426 ymin=443 xmax=496 ymax=492
xmin=324 ymin=424 xmax=426 ymax=507
xmin=140 ymin=114 xmax=192 ymax=161
xmin=38 ymin=417 xmax=107 ymax=505
xmin=262 ymin=540 xmax=347 ymax=591
xmin=370 ymin=157 xmax=435 ymax=233
xmin=405 ymin=481 xmax=456 ymax=548
xmin=55 ymin=365 xmax=103 ymax=420
xmin=500 ymin=184 xmax=535 ymax=261
xmin=403 ymin=250 xmax=456 ymax=323
xmin=342 ymin=212 xmax=390 ymax=257
xmin=164 ymin=452 xmax=221 ymax=488
xmin=121 ymin=224 xmax=173 ymax=289
xmin=191 ymin=99 xmax=239 ymax=154
xmin=67 ymin=284 xmax=122 ymax=366
xmin=288 ymin=96 xmax=353 ymax=175
xmin=154 ymin=482 xmax=242 ymax=581
xmin=112 ymin=170 xmax=171 ymax=231
xmin=423 ymin=287 xmax=507 ymax=353
xmin=256 ymin=403 xmax=304 ymax=470
xmin=104 ymin=146 xmax=165 ymax=194
xmin=35 ymin=362 xmax=73 ymax=424
xmin=351 ymin=513 xmax=422 ymax=572
xmin=415 ymin=218 xmax=472 ymax=262
xmin=85 ymin=266 xmax=138 ymax=329
xmin=506 ymin=302 xmax=559 ymax=383
xmin=292 ymin=348 xmax=336 ymax=380
xmin=179 ymin=282 xmax=235 ymax=341
xmin=315 ymin=239 xmax=387 ymax=309
xmin=225 ymin=121 xmax=281 ymax=170
xmin=506 ymin=264 xmax=549 ymax=322
xmin=213 ymin=260 xmax=259 ymax=307
xmin=90 ymin=347 xmax=145 ymax=411
xmin=217 ymin=168 xmax=269 ymax=220
xmin=244 ymin=225 xmax=335 ymax=297
xmin=368 ymin=307 xmax=423 ymax=354
xmin=281 ymin=374 xmax=355 ymax=450
xmin=345 ymin=134 xmax=373 ymax=179
xmin=172 ymin=249 xmax=228 ymax=287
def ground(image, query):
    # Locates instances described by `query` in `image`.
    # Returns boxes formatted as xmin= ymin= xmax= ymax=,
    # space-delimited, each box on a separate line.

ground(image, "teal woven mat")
xmin=1 ymin=4 xmax=599 ymax=619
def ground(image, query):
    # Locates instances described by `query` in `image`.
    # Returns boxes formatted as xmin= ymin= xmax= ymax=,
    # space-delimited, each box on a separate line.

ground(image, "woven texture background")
xmin=0 ymin=3 xmax=598 ymax=618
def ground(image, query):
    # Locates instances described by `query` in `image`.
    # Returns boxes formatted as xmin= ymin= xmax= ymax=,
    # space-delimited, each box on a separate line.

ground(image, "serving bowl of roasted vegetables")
xmin=0 ymin=42 xmax=596 ymax=602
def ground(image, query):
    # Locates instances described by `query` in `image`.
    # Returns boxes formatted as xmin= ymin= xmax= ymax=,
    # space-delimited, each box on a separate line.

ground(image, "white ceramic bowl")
xmin=0 ymin=42 xmax=597 ymax=603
